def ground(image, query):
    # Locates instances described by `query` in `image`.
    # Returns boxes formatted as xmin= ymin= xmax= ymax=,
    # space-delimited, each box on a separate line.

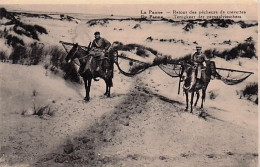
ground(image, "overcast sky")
xmin=0 ymin=2 xmax=257 ymax=20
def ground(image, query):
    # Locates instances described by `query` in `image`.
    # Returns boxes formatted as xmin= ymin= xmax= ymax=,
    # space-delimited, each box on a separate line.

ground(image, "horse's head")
xmin=182 ymin=63 xmax=194 ymax=81
xmin=181 ymin=63 xmax=196 ymax=90
xmin=65 ymin=43 xmax=79 ymax=63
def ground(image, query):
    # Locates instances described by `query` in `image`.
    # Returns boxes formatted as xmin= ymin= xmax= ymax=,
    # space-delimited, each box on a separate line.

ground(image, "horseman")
xmin=89 ymin=31 xmax=111 ymax=72
xmin=190 ymin=46 xmax=208 ymax=88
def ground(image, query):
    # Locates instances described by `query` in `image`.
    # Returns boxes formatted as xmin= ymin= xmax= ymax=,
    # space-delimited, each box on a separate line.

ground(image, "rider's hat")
xmin=94 ymin=31 xmax=100 ymax=35
xmin=196 ymin=46 xmax=202 ymax=49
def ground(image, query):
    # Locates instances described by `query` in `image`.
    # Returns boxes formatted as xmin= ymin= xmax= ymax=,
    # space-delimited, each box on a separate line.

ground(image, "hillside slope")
xmin=0 ymin=63 xmax=257 ymax=167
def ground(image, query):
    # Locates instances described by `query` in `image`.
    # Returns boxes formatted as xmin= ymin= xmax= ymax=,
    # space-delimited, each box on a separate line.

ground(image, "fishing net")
xmin=115 ymin=54 xmax=153 ymax=77
xmin=158 ymin=64 xmax=182 ymax=78
xmin=215 ymin=69 xmax=253 ymax=85
xmin=60 ymin=41 xmax=89 ymax=53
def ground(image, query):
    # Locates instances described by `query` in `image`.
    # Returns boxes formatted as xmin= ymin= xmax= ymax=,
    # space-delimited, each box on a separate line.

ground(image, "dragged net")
xmin=116 ymin=54 xmax=153 ymax=76
xmin=215 ymin=69 xmax=253 ymax=85
xmin=158 ymin=64 xmax=182 ymax=78
xmin=60 ymin=41 xmax=89 ymax=53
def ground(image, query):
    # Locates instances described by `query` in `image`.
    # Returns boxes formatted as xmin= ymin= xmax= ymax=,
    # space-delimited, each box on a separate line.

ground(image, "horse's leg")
xmin=83 ymin=77 xmax=90 ymax=101
xmin=194 ymin=91 xmax=200 ymax=106
xmin=201 ymin=83 xmax=209 ymax=109
xmin=107 ymin=85 xmax=111 ymax=97
xmin=88 ymin=78 xmax=92 ymax=97
xmin=190 ymin=90 xmax=195 ymax=113
xmin=201 ymin=88 xmax=206 ymax=109
xmin=107 ymin=79 xmax=112 ymax=97
xmin=84 ymin=78 xmax=92 ymax=101
xmin=185 ymin=90 xmax=189 ymax=111
xmin=104 ymin=80 xmax=108 ymax=96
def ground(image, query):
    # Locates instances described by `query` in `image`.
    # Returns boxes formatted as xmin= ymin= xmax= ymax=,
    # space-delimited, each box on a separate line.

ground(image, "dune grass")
xmin=242 ymin=82 xmax=258 ymax=96
xmin=32 ymin=104 xmax=55 ymax=117
xmin=9 ymin=42 xmax=80 ymax=83
xmin=242 ymin=82 xmax=258 ymax=104
xmin=115 ymin=42 xmax=158 ymax=57
xmin=87 ymin=17 xmax=257 ymax=30
xmin=204 ymin=40 xmax=256 ymax=60
xmin=2 ymin=7 xmax=48 ymax=41
xmin=21 ymin=103 xmax=55 ymax=117
xmin=12 ymin=20 xmax=48 ymax=40
xmin=5 ymin=34 xmax=25 ymax=47
xmin=0 ymin=51 xmax=8 ymax=61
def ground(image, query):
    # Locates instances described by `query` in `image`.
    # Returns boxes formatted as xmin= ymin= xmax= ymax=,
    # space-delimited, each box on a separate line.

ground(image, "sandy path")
xmin=0 ymin=63 xmax=133 ymax=166
xmin=0 ymin=63 xmax=257 ymax=167
xmin=72 ymin=22 xmax=92 ymax=45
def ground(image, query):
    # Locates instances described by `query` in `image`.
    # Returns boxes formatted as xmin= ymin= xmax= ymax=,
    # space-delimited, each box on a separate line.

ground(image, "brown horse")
xmin=181 ymin=61 xmax=216 ymax=113
xmin=65 ymin=43 xmax=118 ymax=101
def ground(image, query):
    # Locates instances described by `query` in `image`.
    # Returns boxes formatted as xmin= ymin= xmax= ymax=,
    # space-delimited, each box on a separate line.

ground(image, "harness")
xmin=70 ymin=47 xmax=89 ymax=66
xmin=77 ymin=55 xmax=89 ymax=60
xmin=94 ymin=40 xmax=101 ymax=48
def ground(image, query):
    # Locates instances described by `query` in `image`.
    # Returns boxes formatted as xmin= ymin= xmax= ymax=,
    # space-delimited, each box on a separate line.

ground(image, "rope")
xmin=117 ymin=55 xmax=147 ymax=64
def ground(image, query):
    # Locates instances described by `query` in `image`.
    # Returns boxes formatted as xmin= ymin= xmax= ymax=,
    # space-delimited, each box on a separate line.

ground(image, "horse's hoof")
xmin=185 ymin=108 xmax=188 ymax=112
xmin=199 ymin=111 xmax=206 ymax=119
xmin=104 ymin=92 xmax=107 ymax=96
xmin=107 ymin=94 xmax=111 ymax=98
xmin=93 ymin=78 xmax=99 ymax=81
xmin=84 ymin=97 xmax=90 ymax=101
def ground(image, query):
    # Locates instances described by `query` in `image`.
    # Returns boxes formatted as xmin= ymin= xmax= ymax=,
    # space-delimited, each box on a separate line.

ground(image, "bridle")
xmin=69 ymin=45 xmax=90 ymax=66
xmin=181 ymin=63 xmax=196 ymax=91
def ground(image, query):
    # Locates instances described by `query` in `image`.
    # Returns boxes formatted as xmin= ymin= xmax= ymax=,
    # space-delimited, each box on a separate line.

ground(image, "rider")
xmin=89 ymin=31 xmax=111 ymax=72
xmin=190 ymin=46 xmax=208 ymax=88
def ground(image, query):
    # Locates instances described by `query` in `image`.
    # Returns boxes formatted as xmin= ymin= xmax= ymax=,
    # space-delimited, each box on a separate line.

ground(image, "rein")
xmin=72 ymin=60 xmax=80 ymax=66
xmin=71 ymin=46 xmax=90 ymax=66
xmin=78 ymin=55 xmax=89 ymax=60
xmin=72 ymin=55 xmax=89 ymax=66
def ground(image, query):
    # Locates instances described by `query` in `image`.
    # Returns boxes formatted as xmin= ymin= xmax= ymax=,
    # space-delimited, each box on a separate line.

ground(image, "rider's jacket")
xmin=192 ymin=52 xmax=207 ymax=66
xmin=91 ymin=37 xmax=111 ymax=51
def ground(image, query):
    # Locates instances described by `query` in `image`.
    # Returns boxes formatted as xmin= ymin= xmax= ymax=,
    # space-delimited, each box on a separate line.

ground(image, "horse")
xmin=65 ymin=42 xmax=119 ymax=101
xmin=181 ymin=61 xmax=216 ymax=113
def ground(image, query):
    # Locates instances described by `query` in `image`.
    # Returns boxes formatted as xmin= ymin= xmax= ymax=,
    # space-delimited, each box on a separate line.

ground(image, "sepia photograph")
xmin=0 ymin=0 xmax=258 ymax=166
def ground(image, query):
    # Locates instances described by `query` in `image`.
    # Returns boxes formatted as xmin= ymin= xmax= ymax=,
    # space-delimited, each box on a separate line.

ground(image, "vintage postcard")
xmin=0 ymin=0 xmax=258 ymax=166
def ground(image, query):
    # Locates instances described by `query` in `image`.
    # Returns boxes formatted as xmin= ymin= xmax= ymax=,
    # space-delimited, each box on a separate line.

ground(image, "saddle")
xmin=195 ymin=61 xmax=216 ymax=81
xmin=78 ymin=55 xmax=113 ymax=79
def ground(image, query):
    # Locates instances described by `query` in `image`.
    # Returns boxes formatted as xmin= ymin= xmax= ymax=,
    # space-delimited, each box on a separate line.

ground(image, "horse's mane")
xmin=183 ymin=63 xmax=194 ymax=76
xmin=77 ymin=45 xmax=89 ymax=56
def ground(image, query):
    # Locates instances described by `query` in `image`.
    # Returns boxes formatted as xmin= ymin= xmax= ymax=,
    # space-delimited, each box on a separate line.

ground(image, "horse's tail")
xmin=103 ymin=57 xmax=111 ymax=69
xmin=102 ymin=57 xmax=114 ymax=78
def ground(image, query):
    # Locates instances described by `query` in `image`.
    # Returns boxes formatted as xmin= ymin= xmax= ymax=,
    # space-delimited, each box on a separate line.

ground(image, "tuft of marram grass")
xmin=242 ymin=82 xmax=258 ymax=104
xmin=242 ymin=82 xmax=258 ymax=97
xmin=32 ymin=104 xmax=55 ymax=117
